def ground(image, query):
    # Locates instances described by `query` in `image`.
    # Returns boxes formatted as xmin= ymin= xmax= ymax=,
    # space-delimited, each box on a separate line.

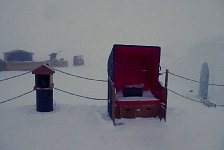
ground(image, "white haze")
xmin=0 ymin=0 xmax=224 ymax=65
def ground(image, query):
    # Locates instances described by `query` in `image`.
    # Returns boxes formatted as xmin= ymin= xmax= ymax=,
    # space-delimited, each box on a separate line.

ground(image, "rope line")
xmin=0 ymin=68 xmax=223 ymax=107
xmin=208 ymin=83 xmax=224 ymax=87
xmin=169 ymin=72 xmax=200 ymax=83
xmin=0 ymin=71 xmax=31 ymax=82
xmin=169 ymin=72 xmax=224 ymax=86
xmin=54 ymin=87 xmax=107 ymax=101
xmin=159 ymin=71 xmax=166 ymax=75
xmin=0 ymin=89 xmax=34 ymax=104
xmin=54 ymin=68 xmax=107 ymax=82
xmin=168 ymin=88 xmax=224 ymax=107
xmin=54 ymin=68 xmax=224 ymax=86
xmin=168 ymin=88 xmax=202 ymax=104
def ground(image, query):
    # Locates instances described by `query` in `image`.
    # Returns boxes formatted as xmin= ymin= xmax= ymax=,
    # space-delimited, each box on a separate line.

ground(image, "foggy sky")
xmin=0 ymin=0 xmax=224 ymax=64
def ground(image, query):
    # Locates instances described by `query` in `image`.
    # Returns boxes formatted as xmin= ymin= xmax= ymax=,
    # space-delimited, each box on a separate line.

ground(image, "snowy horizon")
xmin=0 ymin=0 xmax=224 ymax=61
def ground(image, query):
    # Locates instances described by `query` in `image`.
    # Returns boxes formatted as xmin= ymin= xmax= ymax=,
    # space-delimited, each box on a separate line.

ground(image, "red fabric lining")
xmin=113 ymin=45 xmax=160 ymax=94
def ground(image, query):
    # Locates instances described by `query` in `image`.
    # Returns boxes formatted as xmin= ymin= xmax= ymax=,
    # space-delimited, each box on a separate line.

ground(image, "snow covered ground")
xmin=0 ymin=63 xmax=224 ymax=150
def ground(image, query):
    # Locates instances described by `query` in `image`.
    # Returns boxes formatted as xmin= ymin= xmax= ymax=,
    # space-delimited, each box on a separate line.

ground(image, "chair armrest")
xmin=108 ymin=77 xmax=117 ymax=101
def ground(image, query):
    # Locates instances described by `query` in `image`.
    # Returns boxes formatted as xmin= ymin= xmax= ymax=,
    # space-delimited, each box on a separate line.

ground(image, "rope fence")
xmin=54 ymin=87 xmax=107 ymax=101
xmin=167 ymin=71 xmax=224 ymax=107
xmin=0 ymin=71 xmax=31 ymax=82
xmin=0 ymin=89 xmax=34 ymax=105
xmin=168 ymin=88 xmax=224 ymax=108
xmin=169 ymin=71 xmax=224 ymax=87
xmin=168 ymin=88 xmax=202 ymax=104
xmin=54 ymin=68 xmax=107 ymax=82
xmin=0 ymin=68 xmax=223 ymax=107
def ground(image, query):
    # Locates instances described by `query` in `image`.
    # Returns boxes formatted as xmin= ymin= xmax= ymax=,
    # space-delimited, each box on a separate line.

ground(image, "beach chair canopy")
xmin=108 ymin=44 xmax=161 ymax=93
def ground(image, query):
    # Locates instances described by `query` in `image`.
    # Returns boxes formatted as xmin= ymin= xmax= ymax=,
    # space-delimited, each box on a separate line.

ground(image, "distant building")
xmin=4 ymin=50 xmax=33 ymax=61
xmin=49 ymin=53 xmax=58 ymax=61
xmin=1 ymin=50 xmax=68 ymax=71
xmin=0 ymin=59 xmax=6 ymax=71
xmin=46 ymin=53 xmax=68 ymax=67
xmin=6 ymin=61 xmax=44 ymax=71
xmin=73 ymin=55 xmax=84 ymax=66
xmin=2 ymin=50 xmax=44 ymax=71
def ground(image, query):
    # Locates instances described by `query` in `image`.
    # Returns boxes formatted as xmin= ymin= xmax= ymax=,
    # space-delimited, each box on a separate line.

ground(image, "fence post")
xmin=199 ymin=62 xmax=209 ymax=99
xmin=165 ymin=69 xmax=169 ymax=89
xmin=32 ymin=65 xmax=55 ymax=112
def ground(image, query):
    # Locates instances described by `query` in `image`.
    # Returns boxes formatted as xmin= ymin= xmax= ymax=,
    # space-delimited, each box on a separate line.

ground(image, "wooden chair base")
xmin=115 ymin=104 xmax=159 ymax=119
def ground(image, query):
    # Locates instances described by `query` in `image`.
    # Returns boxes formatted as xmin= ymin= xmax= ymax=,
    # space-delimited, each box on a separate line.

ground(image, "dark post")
xmin=165 ymin=69 xmax=169 ymax=89
xmin=32 ymin=65 xmax=55 ymax=112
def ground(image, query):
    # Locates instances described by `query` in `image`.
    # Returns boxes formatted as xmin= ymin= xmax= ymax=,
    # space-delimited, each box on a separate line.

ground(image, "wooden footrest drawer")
xmin=115 ymin=105 xmax=159 ymax=119
xmin=120 ymin=106 xmax=136 ymax=118
xmin=141 ymin=105 xmax=158 ymax=118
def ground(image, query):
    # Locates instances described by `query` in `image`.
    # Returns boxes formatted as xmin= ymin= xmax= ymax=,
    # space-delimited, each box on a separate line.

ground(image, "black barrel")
xmin=36 ymin=88 xmax=53 ymax=112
